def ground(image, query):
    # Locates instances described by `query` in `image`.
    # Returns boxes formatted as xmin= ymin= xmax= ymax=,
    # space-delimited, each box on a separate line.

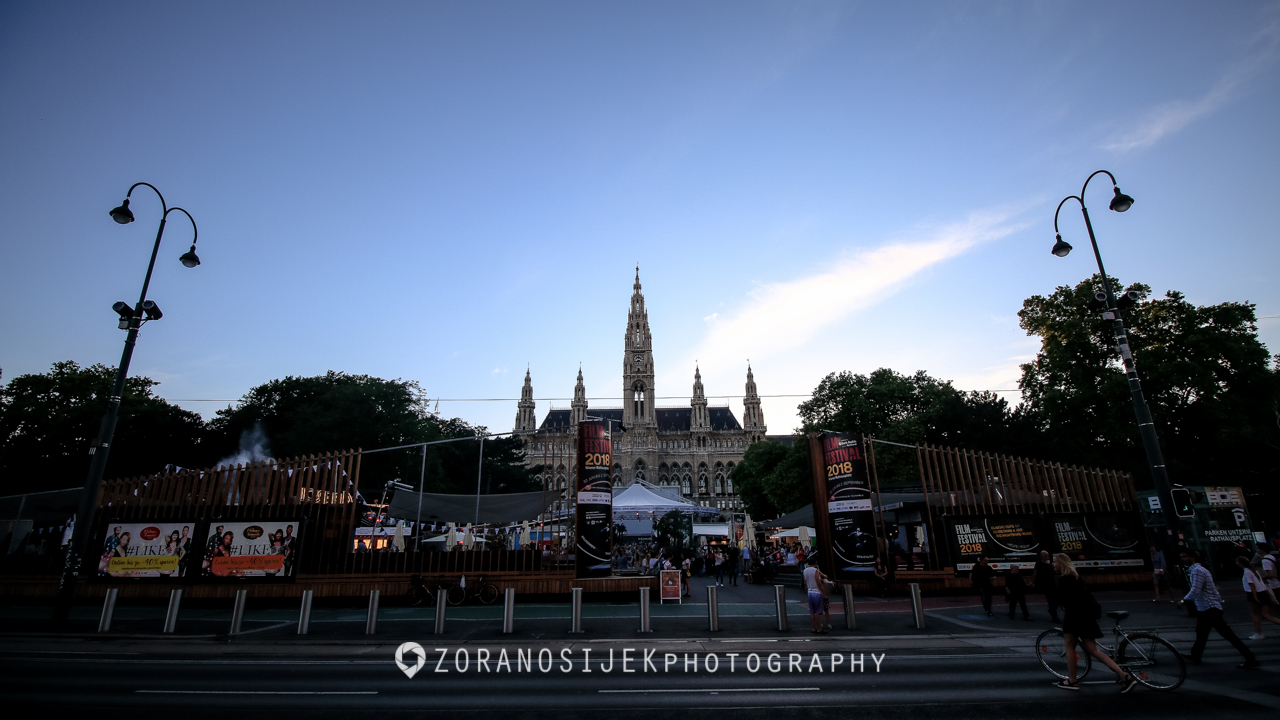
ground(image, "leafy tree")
xmin=207 ymin=371 xmax=539 ymax=496
xmin=0 ymin=361 xmax=207 ymax=494
xmin=730 ymin=438 xmax=811 ymax=518
xmin=1018 ymin=274 xmax=1279 ymax=504
xmin=797 ymin=367 xmax=1042 ymax=487
xmin=651 ymin=509 xmax=695 ymax=556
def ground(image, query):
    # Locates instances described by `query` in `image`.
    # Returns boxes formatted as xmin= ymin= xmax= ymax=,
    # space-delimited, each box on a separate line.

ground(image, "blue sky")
xmin=2 ymin=1 xmax=1278 ymax=439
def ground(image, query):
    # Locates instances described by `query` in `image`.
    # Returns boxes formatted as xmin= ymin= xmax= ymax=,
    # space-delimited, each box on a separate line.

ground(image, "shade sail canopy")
xmin=759 ymin=503 xmax=814 ymax=529
xmin=612 ymin=482 xmax=702 ymax=513
xmin=387 ymin=489 xmax=553 ymax=526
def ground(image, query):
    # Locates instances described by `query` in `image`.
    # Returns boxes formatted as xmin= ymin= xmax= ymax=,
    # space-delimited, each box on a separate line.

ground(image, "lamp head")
xmin=109 ymin=198 xmax=134 ymax=224
xmin=1109 ymin=186 xmax=1134 ymax=213
xmin=1051 ymin=233 xmax=1073 ymax=258
xmin=179 ymin=244 xmax=201 ymax=268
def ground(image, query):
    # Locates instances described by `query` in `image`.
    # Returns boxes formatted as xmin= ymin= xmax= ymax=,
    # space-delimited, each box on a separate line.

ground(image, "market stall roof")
xmin=386 ymin=489 xmax=552 ymax=526
xmin=612 ymin=483 xmax=703 ymax=513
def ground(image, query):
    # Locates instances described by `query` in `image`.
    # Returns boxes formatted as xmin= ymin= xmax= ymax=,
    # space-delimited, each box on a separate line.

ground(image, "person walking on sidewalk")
xmin=1005 ymin=566 xmax=1031 ymax=620
xmin=713 ymin=548 xmax=725 ymax=586
xmin=1236 ymin=556 xmax=1280 ymax=639
xmin=1053 ymin=553 xmax=1136 ymax=692
xmin=972 ymin=555 xmax=996 ymax=617
xmin=1151 ymin=545 xmax=1174 ymax=603
xmin=726 ymin=544 xmax=740 ymax=586
xmin=1178 ymin=549 xmax=1260 ymax=669
xmin=803 ymin=556 xmax=829 ymax=634
xmin=1034 ymin=550 xmax=1061 ymax=623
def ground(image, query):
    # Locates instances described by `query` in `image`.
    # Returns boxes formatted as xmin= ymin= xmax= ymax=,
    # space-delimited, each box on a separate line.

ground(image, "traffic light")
xmin=1170 ymin=488 xmax=1194 ymax=517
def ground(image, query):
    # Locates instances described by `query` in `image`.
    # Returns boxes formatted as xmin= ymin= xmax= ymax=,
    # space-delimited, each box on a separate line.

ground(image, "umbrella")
xmin=445 ymin=522 xmax=456 ymax=551
xmin=392 ymin=522 xmax=405 ymax=552
xmin=462 ymin=524 xmax=475 ymax=550
xmin=520 ymin=521 xmax=531 ymax=547
xmin=798 ymin=525 xmax=811 ymax=550
xmin=742 ymin=514 xmax=756 ymax=551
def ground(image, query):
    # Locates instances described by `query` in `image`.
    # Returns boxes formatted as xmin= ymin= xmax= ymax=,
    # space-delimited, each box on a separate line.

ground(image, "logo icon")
xmin=395 ymin=642 xmax=427 ymax=678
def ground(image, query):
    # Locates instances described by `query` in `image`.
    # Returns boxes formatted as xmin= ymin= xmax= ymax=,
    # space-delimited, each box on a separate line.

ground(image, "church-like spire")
xmin=691 ymin=364 xmax=710 ymax=431
xmin=514 ymin=366 xmax=537 ymax=433
xmin=570 ymin=366 xmax=588 ymax=426
xmin=624 ymin=268 xmax=655 ymax=429
xmin=743 ymin=363 xmax=766 ymax=437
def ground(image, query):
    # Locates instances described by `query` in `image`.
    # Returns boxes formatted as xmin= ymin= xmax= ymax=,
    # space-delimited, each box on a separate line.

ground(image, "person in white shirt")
xmin=1236 ymin=556 xmax=1280 ymax=639
xmin=802 ymin=557 xmax=829 ymax=634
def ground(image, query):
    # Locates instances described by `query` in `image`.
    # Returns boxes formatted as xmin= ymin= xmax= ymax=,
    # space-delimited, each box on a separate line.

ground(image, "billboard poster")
xmin=97 ymin=522 xmax=195 ymax=578
xmin=819 ymin=432 xmax=876 ymax=578
xmin=575 ymin=420 xmax=613 ymax=578
xmin=944 ymin=516 xmax=1040 ymax=572
xmin=1047 ymin=513 xmax=1145 ymax=569
xmin=201 ymin=520 xmax=301 ymax=579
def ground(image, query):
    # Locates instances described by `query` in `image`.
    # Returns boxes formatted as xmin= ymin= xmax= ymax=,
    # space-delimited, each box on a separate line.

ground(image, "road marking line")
xmin=135 ymin=690 xmax=377 ymax=695
xmin=599 ymin=688 xmax=820 ymax=693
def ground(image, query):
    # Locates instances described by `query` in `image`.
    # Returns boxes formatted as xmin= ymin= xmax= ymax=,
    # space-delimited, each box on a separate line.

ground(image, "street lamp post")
xmin=52 ymin=183 xmax=200 ymax=623
xmin=1051 ymin=170 xmax=1181 ymax=545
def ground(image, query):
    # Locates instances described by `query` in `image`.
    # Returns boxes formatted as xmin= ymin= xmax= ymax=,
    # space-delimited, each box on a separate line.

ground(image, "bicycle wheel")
xmin=477 ymin=584 xmax=500 ymax=605
xmin=1117 ymin=633 xmax=1185 ymax=690
xmin=1036 ymin=629 xmax=1092 ymax=680
xmin=446 ymin=584 xmax=467 ymax=606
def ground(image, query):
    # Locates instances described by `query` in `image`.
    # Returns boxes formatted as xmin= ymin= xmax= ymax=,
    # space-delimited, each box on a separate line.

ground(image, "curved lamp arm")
xmin=1080 ymin=169 xmax=1118 ymax=204
xmin=125 ymin=182 xmax=168 ymax=215
xmin=164 ymin=207 xmax=198 ymax=246
xmin=1053 ymin=195 xmax=1083 ymax=233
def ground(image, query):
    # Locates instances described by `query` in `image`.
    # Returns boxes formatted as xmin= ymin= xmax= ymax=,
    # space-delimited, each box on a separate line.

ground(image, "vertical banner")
xmin=575 ymin=420 xmax=613 ymax=578
xmin=815 ymin=432 xmax=877 ymax=579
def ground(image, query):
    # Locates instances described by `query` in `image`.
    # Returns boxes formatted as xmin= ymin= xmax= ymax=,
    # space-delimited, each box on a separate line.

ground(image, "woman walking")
xmin=1237 ymin=556 xmax=1280 ymax=639
xmin=1053 ymin=553 xmax=1136 ymax=692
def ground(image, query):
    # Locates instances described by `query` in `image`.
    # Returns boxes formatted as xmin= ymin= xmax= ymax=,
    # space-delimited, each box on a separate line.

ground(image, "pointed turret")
xmin=514 ymin=366 xmax=537 ymax=433
xmin=570 ymin=366 xmax=588 ymax=426
xmin=691 ymin=365 xmax=710 ymax=432
xmin=623 ymin=267 xmax=655 ymax=429
xmin=743 ymin=364 xmax=766 ymax=440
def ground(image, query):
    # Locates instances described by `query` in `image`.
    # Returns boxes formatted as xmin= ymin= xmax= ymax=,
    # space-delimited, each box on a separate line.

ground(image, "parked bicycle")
xmin=1037 ymin=610 xmax=1185 ymax=690
xmin=445 ymin=575 xmax=501 ymax=606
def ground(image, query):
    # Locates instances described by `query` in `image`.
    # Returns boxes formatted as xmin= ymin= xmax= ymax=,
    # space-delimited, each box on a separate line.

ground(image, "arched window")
xmin=699 ymin=474 xmax=709 ymax=494
xmin=634 ymin=458 xmax=645 ymax=481
xmin=659 ymin=473 xmax=669 ymax=485
xmin=715 ymin=473 xmax=725 ymax=495
xmin=682 ymin=475 xmax=692 ymax=495
xmin=612 ymin=462 xmax=622 ymax=485
xmin=632 ymin=381 xmax=646 ymax=419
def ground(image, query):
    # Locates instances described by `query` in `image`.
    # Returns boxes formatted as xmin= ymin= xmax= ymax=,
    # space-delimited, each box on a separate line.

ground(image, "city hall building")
xmin=514 ymin=270 xmax=767 ymax=513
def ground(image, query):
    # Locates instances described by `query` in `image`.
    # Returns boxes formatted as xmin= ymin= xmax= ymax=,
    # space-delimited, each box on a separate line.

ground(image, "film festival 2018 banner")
xmin=575 ymin=420 xmax=613 ymax=578
xmin=202 ymin=520 xmax=301 ymax=579
xmin=945 ymin=513 xmax=1144 ymax=572
xmin=98 ymin=522 xmax=196 ymax=578
xmin=819 ymin=432 xmax=877 ymax=578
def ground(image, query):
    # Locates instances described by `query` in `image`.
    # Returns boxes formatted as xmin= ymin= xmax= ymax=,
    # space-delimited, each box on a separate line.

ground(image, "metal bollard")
xmin=230 ymin=589 xmax=248 ymax=635
xmin=638 ymin=586 xmax=651 ymax=633
xmin=774 ymin=585 xmax=790 ymax=631
xmin=162 ymin=588 xmax=182 ymax=634
xmin=298 ymin=590 xmax=313 ymax=635
xmin=707 ymin=585 xmax=719 ymax=632
xmin=843 ymin=583 xmax=857 ymax=630
xmin=570 ymin=587 xmax=584 ymax=633
xmin=910 ymin=583 xmax=925 ymax=629
xmin=366 ymin=589 xmax=380 ymax=635
xmin=433 ymin=589 xmax=447 ymax=634
xmin=502 ymin=588 xmax=515 ymax=634
xmin=98 ymin=588 xmax=119 ymax=633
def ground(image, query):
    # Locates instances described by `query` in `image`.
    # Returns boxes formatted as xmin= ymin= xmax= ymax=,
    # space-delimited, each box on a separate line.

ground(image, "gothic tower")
xmin=570 ymin=367 xmax=588 ymax=426
xmin=743 ymin=364 xmax=767 ymax=442
xmin=622 ymin=267 xmax=656 ymax=429
xmin=514 ymin=367 xmax=536 ymax=433
xmin=690 ymin=365 xmax=710 ymax=432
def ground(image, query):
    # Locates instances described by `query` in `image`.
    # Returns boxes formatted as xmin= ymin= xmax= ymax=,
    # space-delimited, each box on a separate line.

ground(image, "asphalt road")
xmin=2 ymin=631 xmax=1277 ymax=719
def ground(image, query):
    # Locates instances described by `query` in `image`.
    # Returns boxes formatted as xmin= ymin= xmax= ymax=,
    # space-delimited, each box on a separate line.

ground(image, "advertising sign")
xmin=97 ymin=522 xmax=196 ymax=578
xmin=818 ymin=432 xmax=876 ymax=578
xmin=944 ymin=515 xmax=1041 ymax=571
xmin=202 ymin=520 xmax=301 ymax=579
xmin=575 ymin=420 xmax=614 ymax=578
xmin=660 ymin=569 xmax=682 ymax=601
xmin=1047 ymin=513 xmax=1145 ymax=569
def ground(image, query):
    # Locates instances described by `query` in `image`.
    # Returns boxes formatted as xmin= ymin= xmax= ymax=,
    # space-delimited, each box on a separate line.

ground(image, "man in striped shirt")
xmin=1178 ymin=550 xmax=1259 ymax=668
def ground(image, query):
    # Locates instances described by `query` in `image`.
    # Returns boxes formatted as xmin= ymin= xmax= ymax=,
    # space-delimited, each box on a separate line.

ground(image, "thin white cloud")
xmin=681 ymin=211 xmax=1028 ymax=380
xmin=703 ymin=312 xmax=718 ymax=323
xmin=1104 ymin=25 xmax=1277 ymax=152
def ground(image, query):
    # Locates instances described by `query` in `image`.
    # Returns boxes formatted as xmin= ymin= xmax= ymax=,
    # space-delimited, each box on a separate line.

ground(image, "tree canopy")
xmin=1018 ymin=274 xmax=1279 ymax=498
xmin=0 ymin=361 xmax=207 ymax=494
xmin=730 ymin=438 xmax=810 ymax=519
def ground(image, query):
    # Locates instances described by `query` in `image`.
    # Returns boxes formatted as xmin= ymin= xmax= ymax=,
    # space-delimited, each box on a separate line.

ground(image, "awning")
xmin=387 ymin=490 xmax=553 ymax=526
xmin=759 ymin=504 xmax=814 ymax=529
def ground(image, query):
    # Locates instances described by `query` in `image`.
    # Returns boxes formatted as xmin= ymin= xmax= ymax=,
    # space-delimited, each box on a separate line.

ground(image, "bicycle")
xmin=1036 ymin=610 xmax=1186 ymax=690
xmin=445 ymin=575 xmax=501 ymax=606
